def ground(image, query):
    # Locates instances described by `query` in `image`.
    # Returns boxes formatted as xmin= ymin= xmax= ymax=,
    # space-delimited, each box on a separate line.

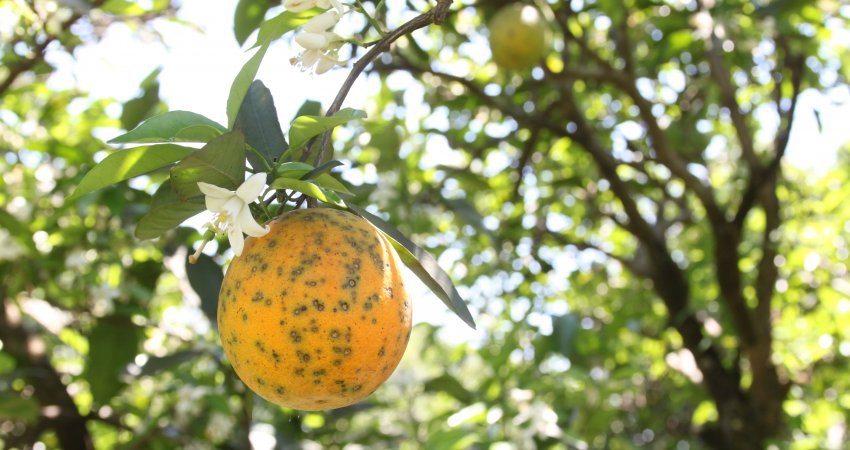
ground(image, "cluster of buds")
xmin=284 ymin=0 xmax=347 ymax=74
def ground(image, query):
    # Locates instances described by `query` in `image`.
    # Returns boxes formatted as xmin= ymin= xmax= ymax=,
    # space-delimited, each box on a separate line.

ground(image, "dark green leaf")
xmin=288 ymin=108 xmax=367 ymax=152
xmin=423 ymin=373 xmax=474 ymax=403
xmin=234 ymin=0 xmax=275 ymax=46
xmin=140 ymin=350 xmax=203 ymax=376
xmin=227 ymin=44 xmax=269 ymax=129
xmin=345 ymin=203 xmax=476 ymax=329
xmin=85 ymin=315 xmax=144 ymax=405
xmin=186 ymin=252 xmax=223 ymax=328
xmin=0 ymin=210 xmax=34 ymax=253
xmin=68 ymin=144 xmax=195 ymax=201
xmin=294 ymin=99 xmax=322 ymax=118
xmin=0 ymin=395 xmax=39 ymax=422
xmin=121 ymin=68 xmax=162 ymax=131
xmin=235 ymin=80 xmax=288 ymax=171
xmin=109 ymin=110 xmax=227 ymax=144
xmin=135 ymin=180 xmax=206 ymax=240
xmin=170 ymin=131 xmax=246 ymax=200
xmin=551 ymin=313 xmax=579 ymax=357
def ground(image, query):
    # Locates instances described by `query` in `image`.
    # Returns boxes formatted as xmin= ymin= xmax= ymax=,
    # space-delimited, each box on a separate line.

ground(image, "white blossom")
xmin=302 ymin=10 xmax=340 ymax=33
xmin=197 ymin=173 xmax=269 ymax=257
xmin=284 ymin=0 xmax=343 ymax=13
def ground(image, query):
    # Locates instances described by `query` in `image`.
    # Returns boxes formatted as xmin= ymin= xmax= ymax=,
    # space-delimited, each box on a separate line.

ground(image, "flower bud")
xmin=284 ymin=0 xmax=316 ymax=12
xmin=302 ymin=10 xmax=340 ymax=33
xmin=295 ymin=32 xmax=329 ymax=50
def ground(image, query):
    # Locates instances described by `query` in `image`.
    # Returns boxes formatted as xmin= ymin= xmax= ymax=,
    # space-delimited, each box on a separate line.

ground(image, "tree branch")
xmin=304 ymin=0 xmax=454 ymax=166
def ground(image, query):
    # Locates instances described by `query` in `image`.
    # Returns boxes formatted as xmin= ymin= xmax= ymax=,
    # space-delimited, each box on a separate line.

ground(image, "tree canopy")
xmin=1 ymin=0 xmax=849 ymax=449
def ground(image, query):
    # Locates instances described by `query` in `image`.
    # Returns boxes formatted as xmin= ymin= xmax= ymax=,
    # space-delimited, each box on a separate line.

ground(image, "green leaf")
xmin=252 ymin=9 xmax=316 ymax=49
xmin=550 ymin=313 xmax=578 ymax=357
xmin=314 ymin=173 xmax=352 ymax=195
xmin=68 ymin=144 xmax=195 ymax=201
xmin=235 ymin=80 xmax=288 ymax=171
xmin=234 ymin=0 xmax=274 ymax=46
xmin=121 ymin=68 xmax=162 ymax=131
xmin=227 ymin=44 xmax=270 ymax=129
xmin=288 ymin=108 xmax=367 ymax=152
xmin=345 ymin=203 xmax=476 ymax=329
xmin=294 ymin=99 xmax=322 ymax=118
xmin=170 ymin=131 xmax=246 ymax=200
xmin=135 ymin=180 xmax=206 ymax=240
xmin=0 ymin=395 xmax=39 ymax=422
xmin=85 ymin=315 xmax=144 ymax=405
xmin=423 ymin=374 xmax=474 ymax=404
xmin=277 ymin=161 xmax=315 ymax=175
xmin=109 ymin=110 xmax=227 ymax=144
xmin=186 ymin=252 xmax=223 ymax=328
xmin=269 ymin=177 xmax=343 ymax=206
xmin=140 ymin=350 xmax=203 ymax=376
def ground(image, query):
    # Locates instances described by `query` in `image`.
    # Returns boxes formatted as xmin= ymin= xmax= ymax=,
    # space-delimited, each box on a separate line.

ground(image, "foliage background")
xmin=1 ymin=0 xmax=850 ymax=449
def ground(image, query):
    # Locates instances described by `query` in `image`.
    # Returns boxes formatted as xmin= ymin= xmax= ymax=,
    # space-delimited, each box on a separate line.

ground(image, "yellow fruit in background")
xmin=217 ymin=208 xmax=412 ymax=410
xmin=488 ymin=3 xmax=550 ymax=70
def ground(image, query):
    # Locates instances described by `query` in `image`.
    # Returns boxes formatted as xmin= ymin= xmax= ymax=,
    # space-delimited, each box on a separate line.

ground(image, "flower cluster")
xmin=284 ymin=0 xmax=347 ymax=74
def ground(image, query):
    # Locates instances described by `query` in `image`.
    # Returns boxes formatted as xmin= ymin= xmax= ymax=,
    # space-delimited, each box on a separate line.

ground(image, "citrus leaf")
xmin=276 ymin=161 xmax=315 ymax=178
xmin=345 ymin=203 xmax=476 ymax=329
xmin=109 ymin=110 xmax=226 ymax=144
xmin=121 ymin=68 xmax=162 ymax=131
xmin=170 ymin=131 xmax=246 ymax=200
xmin=85 ymin=315 xmax=144 ymax=405
xmin=68 ymin=144 xmax=194 ymax=201
xmin=314 ymin=173 xmax=352 ymax=195
xmin=227 ymin=44 xmax=269 ymax=129
xmin=423 ymin=373 xmax=474 ymax=404
xmin=235 ymin=80 xmax=287 ymax=171
xmin=135 ymin=180 xmax=206 ymax=240
xmin=234 ymin=0 xmax=274 ymax=46
xmin=186 ymin=252 xmax=223 ymax=328
xmin=288 ymin=108 xmax=367 ymax=152
xmin=140 ymin=350 xmax=203 ymax=376
xmin=0 ymin=395 xmax=39 ymax=422
xmin=269 ymin=177 xmax=343 ymax=206
xmin=251 ymin=9 xmax=316 ymax=49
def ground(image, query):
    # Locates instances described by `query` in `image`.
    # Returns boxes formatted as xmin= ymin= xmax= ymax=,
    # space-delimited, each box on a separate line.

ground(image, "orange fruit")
xmin=217 ymin=208 xmax=412 ymax=410
xmin=488 ymin=4 xmax=550 ymax=70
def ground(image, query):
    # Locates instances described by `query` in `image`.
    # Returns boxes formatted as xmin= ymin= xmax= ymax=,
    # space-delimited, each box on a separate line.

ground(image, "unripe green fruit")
xmin=488 ymin=4 xmax=550 ymax=70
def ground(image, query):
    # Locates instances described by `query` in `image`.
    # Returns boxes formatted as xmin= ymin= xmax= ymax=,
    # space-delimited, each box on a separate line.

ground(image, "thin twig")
xmin=304 ymin=0 xmax=454 ymax=167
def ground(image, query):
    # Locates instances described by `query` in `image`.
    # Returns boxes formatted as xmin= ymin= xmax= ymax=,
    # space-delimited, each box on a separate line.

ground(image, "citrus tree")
xmin=2 ymin=0 xmax=850 ymax=449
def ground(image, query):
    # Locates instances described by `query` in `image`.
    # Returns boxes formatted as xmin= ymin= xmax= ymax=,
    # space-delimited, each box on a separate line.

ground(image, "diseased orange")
xmin=217 ymin=208 xmax=412 ymax=410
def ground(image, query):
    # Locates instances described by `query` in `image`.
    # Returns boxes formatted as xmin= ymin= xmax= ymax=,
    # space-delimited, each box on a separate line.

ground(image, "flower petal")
xmin=300 ymin=49 xmax=320 ymax=68
xmin=237 ymin=205 xmax=269 ymax=237
xmin=315 ymin=54 xmax=338 ymax=74
xmin=295 ymin=32 xmax=329 ymax=50
xmin=236 ymin=172 xmax=267 ymax=203
xmin=302 ymin=10 xmax=339 ymax=33
xmin=205 ymin=194 xmax=231 ymax=213
xmin=227 ymin=225 xmax=245 ymax=256
xmin=284 ymin=0 xmax=316 ymax=12
xmin=198 ymin=182 xmax=234 ymax=199
xmin=221 ymin=196 xmax=244 ymax=220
